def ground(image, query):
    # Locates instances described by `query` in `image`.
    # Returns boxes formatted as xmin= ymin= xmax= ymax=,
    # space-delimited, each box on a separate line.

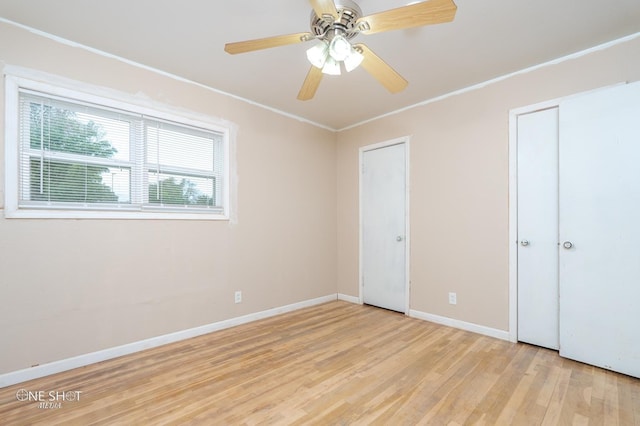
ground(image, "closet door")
xmin=517 ymin=108 xmax=559 ymax=350
xmin=361 ymin=142 xmax=407 ymax=313
xmin=559 ymin=82 xmax=640 ymax=378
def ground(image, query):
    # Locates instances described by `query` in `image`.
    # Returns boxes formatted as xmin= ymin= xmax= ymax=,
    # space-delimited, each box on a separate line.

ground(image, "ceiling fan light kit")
xmin=224 ymin=0 xmax=457 ymax=100
xmin=306 ymin=34 xmax=364 ymax=75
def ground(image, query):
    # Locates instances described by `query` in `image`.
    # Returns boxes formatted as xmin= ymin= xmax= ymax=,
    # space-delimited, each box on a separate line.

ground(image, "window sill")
xmin=3 ymin=207 xmax=229 ymax=221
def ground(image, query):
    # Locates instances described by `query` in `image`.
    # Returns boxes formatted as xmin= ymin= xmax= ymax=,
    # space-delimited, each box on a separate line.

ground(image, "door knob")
xmin=396 ymin=236 xmax=403 ymax=242
xmin=563 ymin=241 xmax=573 ymax=249
xmin=520 ymin=240 xmax=529 ymax=246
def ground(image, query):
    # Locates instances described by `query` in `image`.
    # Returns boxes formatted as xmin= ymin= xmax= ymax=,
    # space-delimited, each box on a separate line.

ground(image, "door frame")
xmin=359 ymin=136 xmax=411 ymax=315
xmin=507 ymin=84 xmax=624 ymax=342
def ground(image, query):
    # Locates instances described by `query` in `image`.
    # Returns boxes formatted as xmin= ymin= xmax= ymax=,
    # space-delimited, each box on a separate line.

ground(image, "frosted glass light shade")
xmin=322 ymin=57 xmax=341 ymax=75
xmin=344 ymin=49 xmax=364 ymax=72
xmin=329 ymin=35 xmax=352 ymax=62
xmin=306 ymin=42 xmax=329 ymax=69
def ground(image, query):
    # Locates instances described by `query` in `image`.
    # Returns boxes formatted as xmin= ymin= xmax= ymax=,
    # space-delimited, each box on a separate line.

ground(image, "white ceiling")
xmin=1 ymin=0 xmax=639 ymax=130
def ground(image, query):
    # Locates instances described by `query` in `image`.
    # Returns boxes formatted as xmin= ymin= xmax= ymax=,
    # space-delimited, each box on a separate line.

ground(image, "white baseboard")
xmin=337 ymin=293 xmax=360 ymax=304
xmin=409 ymin=309 xmax=510 ymax=341
xmin=0 ymin=294 xmax=337 ymax=388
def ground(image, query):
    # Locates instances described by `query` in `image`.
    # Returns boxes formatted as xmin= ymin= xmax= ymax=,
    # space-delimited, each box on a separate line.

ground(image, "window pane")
xmin=13 ymin=82 xmax=230 ymax=218
xmin=148 ymin=172 xmax=215 ymax=207
xmin=28 ymin=158 xmax=130 ymax=204
xmin=101 ymin=167 xmax=131 ymax=203
xmin=146 ymin=123 xmax=216 ymax=171
xmin=28 ymin=101 xmax=129 ymax=161
xmin=76 ymin=113 xmax=130 ymax=161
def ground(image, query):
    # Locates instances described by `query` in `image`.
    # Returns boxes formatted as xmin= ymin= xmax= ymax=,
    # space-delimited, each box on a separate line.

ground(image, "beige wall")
xmin=337 ymin=36 xmax=640 ymax=331
xmin=2 ymin=18 xmax=639 ymax=377
xmin=0 ymin=22 xmax=337 ymax=374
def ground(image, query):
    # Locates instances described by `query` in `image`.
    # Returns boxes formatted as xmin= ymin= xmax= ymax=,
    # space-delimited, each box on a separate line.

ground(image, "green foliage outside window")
xmin=29 ymin=103 xmax=214 ymax=207
xmin=29 ymin=103 xmax=120 ymax=203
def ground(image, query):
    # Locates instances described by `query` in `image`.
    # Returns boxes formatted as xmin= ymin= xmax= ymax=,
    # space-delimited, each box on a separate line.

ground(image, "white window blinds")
xmin=16 ymin=89 xmax=226 ymax=216
xmin=145 ymin=120 xmax=224 ymax=209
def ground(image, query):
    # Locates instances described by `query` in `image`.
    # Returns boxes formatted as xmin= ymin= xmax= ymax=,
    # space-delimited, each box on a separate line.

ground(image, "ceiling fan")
xmin=224 ymin=0 xmax=457 ymax=100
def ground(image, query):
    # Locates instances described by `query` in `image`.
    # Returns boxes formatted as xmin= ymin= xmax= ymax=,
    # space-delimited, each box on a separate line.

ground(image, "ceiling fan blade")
xmin=225 ymin=32 xmax=314 ymax=54
xmin=355 ymin=44 xmax=408 ymax=94
xmin=309 ymin=0 xmax=339 ymax=21
xmin=298 ymin=66 xmax=324 ymax=101
xmin=356 ymin=0 xmax=457 ymax=35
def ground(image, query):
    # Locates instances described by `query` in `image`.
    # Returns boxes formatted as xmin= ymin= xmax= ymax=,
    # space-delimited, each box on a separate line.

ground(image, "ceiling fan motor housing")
xmin=310 ymin=0 xmax=363 ymax=41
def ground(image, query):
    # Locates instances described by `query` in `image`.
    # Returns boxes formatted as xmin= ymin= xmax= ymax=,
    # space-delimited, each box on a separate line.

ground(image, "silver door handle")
xmin=520 ymin=240 xmax=529 ymax=246
xmin=563 ymin=241 xmax=573 ymax=249
xmin=396 ymin=236 xmax=403 ymax=242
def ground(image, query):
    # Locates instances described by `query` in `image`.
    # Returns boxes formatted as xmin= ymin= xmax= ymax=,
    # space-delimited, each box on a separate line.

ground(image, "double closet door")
xmin=517 ymin=82 xmax=640 ymax=378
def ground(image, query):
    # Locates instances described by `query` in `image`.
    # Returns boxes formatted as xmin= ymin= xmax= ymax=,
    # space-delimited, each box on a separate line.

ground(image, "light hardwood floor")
xmin=1 ymin=301 xmax=639 ymax=425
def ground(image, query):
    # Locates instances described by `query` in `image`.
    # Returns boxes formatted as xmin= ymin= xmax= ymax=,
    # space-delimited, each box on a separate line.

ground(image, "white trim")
xmin=3 ymin=66 xmax=234 ymax=130
xmin=0 ymin=294 xmax=336 ymax=388
xmin=509 ymin=82 xmax=626 ymax=118
xmin=409 ymin=309 xmax=510 ymax=341
xmin=4 ymin=74 xmax=20 ymax=215
xmin=404 ymin=140 xmax=412 ymax=314
xmin=339 ymin=31 xmax=640 ymax=132
xmin=358 ymin=136 xmax=411 ymax=314
xmin=2 ymin=71 xmax=237 ymax=220
xmin=508 ymin=107 xmax=520 ymax=343
xmin=337 ymin=293 xmax=361 ymax=304
xmin=3 ymin=209 xmax=229 ymax=220
xmin=0 ymin=18 xmax=335 ymax=132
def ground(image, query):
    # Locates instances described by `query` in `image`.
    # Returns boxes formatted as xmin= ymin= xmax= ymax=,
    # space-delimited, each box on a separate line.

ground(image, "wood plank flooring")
xmin=1 ymin=301 xmax=638 ymax=425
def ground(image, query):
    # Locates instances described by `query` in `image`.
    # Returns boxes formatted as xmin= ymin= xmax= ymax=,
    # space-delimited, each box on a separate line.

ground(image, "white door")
xmin=517 ymin=108 xmax=559 ymax=350
xmin=362 ymin=142 xmax=407 ymax=312
xmin=559 ymin=82 xmax=640 ymax=378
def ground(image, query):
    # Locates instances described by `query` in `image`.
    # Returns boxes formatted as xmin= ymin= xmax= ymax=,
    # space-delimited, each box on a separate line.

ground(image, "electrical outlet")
xmin=234 ymin=291 xmax=242 ymax=304
xmin=448 ymin=292 xmax=457 ymax=305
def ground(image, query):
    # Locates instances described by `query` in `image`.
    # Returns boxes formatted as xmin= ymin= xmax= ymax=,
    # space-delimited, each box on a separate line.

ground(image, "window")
xmin=4 ymin=74 xmax=231 ymax=219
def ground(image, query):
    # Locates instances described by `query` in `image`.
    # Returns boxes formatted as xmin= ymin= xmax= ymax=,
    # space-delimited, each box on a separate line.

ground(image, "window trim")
xmin=4 ymin=71 xmax=234 ymax=220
